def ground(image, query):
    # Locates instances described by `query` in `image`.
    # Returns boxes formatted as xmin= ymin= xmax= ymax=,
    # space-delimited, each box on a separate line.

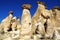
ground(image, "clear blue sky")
xmin=0 ymin=0 xmax=60 ymax=23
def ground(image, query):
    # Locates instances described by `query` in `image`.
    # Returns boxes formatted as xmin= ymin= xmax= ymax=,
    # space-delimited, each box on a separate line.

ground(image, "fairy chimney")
xmin=20 ymin=4 xmax=32 ymax=39
xmin=1 ymin=11 xmax=13 ymax=32
xmin=32 ymin=1 xmax=47 ymax=35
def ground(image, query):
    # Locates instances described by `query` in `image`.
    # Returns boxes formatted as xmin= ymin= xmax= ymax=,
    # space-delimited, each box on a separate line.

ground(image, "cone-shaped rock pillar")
xmin=20 ymin=4 xmax=32 ymax=40
xmin=32 ymin=1 xmax=46 ymax=36
xmin=36 ymin=1 xmax=54 ymax=38
xmin=1 ymin=11 xmax=13 ymax=32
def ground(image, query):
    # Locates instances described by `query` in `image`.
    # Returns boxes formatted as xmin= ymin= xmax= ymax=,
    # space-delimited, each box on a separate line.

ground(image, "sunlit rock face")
xmin=52 ymin=6 xmax=60 ymax=40
xmin=17 ymin=17 xmax=21 ymax=31
xmin=55 ymin=28 xmax=60 ymax=40
xmin=32 ymin=2 xmax=46 ymax=35
xmin=0 ymin=1 xmax=60 ymax=40
xmin=44 ymin=10 xmax=55 ymax=38
xmin=55 ymin=11 xmax=60 ymax=40
xmin=56 ymin=11 xmax=60 ymax=27
xmin=35 ymin=22 xmax=45 ymax=38
xmin=11 ymin=17 xmax=17 ymax=31
xmin=1 ymin=11 xmax=13 ymax=32
xmin=20 ymin=4 xmax=32 ymax=40
xmin=54 ymin=8 xmax=60 ymax=28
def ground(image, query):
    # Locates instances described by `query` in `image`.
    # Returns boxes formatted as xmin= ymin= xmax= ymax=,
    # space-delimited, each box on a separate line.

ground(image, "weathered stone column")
xmin=32 ymin=1 xmax=48 ymax=38
xmin=1 ymin=11 xmax=13 ymax=32
xmin=20 ymin=4 xmax=32 ymax=40
xmin=36 ymin=1 xmax=54 ymax=38
xmin=32 ymin=1 xmax=46 ymax=35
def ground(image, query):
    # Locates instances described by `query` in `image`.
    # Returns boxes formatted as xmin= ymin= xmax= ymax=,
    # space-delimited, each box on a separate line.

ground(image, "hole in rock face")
xmin=8 ymin=27 xmax=12 ymax=32
xmin=8 ymin=24 xmax=12 ymax=32
xmin=44 ymin=21 xmax=47 ymax=32
xmin=29 ymin=23 xmax=31 ymax=25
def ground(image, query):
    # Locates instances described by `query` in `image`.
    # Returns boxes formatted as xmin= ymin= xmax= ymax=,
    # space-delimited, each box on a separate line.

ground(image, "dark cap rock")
xmin=9 ymin=11 xmax=13 ymax=14
xmin=37 ymin=1 xmax=47 ymax=9
xmin=37 ymin=1 xmax=45 ymax=5
xmin=52 ymin=6 xmax=60 ymax=10
xmin=52 ymin=6 xmax=60 ymax=11
xmin=22 ymin=4 xmax=31 ymax=10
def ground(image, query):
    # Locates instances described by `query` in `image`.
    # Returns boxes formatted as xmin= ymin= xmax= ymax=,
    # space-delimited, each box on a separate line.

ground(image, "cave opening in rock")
xmin=8 ymin=24 xmax=12 ymax=32
xmin=44 ymin=20 xmax=47 ymax=32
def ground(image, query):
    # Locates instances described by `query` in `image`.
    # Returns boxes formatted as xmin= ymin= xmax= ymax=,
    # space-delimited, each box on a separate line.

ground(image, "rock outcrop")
xmin=0 ymin=1 xmax=60 ymax=40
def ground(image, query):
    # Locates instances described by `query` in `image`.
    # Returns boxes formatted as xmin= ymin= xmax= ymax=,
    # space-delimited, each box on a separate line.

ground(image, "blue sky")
xmin=0 ymin=0 xmax=60 ymax=23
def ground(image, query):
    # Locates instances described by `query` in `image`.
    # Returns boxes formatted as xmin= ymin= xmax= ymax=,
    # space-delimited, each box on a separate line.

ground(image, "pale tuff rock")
xmin=10 ymin=17 xmax=20 ymax=38
xmin=53 ymin=6 xmax=60 ymax=29
xmin=35 ymin=22 xmax=45 ymax=36
xmin=33 ymin=35 xmax=39 ymax=40
xmin=32 ymin=2 xmax=46 ymax=35
xmin=45 ymin=19 xmax=54 ymax=37
xmin=47 ymin=7 xmax=60 ymax=38
xmin=52 ymin=7 xmax=60 ymax=40
xmin=32 ymin=2 xmax=52 ymax=37
xmin=51 ymin=7 xmax=60 ymax=34
xmin=45 ymin=10 xmax=55 ymax=38
xmin=3 ymin=37 xmax=12 ymax=40
xmin=17 ymin=17 xmax=21 ymax=30
xmin=0 ymin=1 xmax=60 ymax=40
xmin=13 ymin=17 xmax=21 ymax=38
xmin=56 ymin=11 xmax=60 ymax=31
xmin=19 ymin=35 xmax=31 ymax=40
xmin=21 ymin=9 xmax=31 ymax=35
xmin=20 ymin=4 xmax=32 ymax=39
xmin=10 ymin=30 xmax=20 ymax=38
xmin=11 ymin=16 xmax=17 ymax=31
xmin=54 ymin=28 xmax=60 ymax=40
xmin=1 ymin=11 xmax=13 ymax=32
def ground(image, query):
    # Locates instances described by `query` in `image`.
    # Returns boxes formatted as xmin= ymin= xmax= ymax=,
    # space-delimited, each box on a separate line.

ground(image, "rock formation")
xmin=32 ymin=2 xmax=46 ymax=36
xmin=11 ymin=17 xmax=17 ymax=31
xmin=20 ymin=4 xmax=32 ymax=40
xmin=0 ymin=1 xmax=60 ymax=40
xmin=17 ymin=17 xmax=21 ymax=31
xmin=0 ymin=11 xmax=13 ymax=32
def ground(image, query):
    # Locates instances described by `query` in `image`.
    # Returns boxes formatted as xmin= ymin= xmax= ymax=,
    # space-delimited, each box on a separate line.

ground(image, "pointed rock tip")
xmin=22 ymin=4 xmax=31 ymax=10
